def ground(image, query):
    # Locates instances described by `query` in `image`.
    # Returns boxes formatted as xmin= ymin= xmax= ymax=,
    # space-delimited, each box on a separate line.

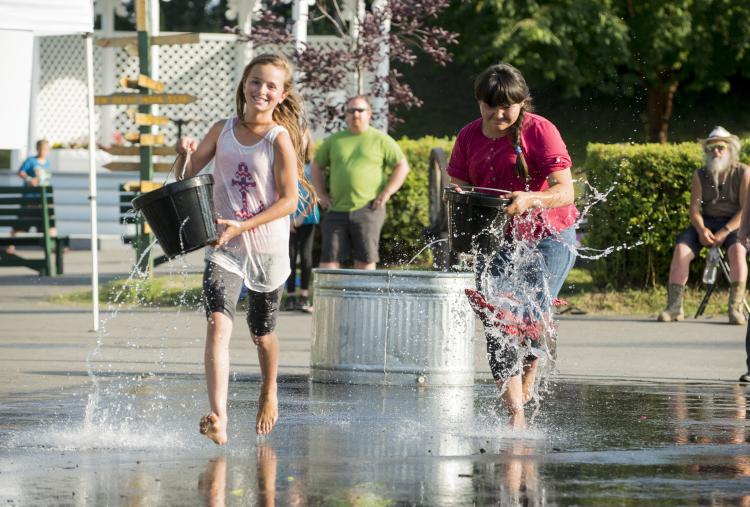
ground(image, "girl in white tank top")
xmin=174 ymin=54 xmax=312 ymax=444
xmin=207 ymin=117 xmax=291 ymax=291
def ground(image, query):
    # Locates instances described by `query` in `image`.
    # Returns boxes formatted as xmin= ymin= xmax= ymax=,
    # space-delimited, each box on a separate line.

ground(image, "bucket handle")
xmin=164 ymin=152 xmax=191 ymax=184
xmin=455 ymin=185 xmax=513 ymax=196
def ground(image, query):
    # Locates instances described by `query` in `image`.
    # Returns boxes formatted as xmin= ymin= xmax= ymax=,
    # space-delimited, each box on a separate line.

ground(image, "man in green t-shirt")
xmin=312 ymin=95 xmax=410 ymax=269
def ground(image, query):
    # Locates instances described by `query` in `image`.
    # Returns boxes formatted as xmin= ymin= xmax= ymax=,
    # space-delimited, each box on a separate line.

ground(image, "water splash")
xmin=177 ymin=216 xmax=191 ymax=253
xmin=478 ymin=239 xmax=557 ymax=399
xmin=570 ymin=179 xmax=644 ymax=260
xmin=461 ymin=177 xmax=650 ymax=422
xmin=74 ymin=235 xmax=204 ymax=451
xmin=407 ymin=238 xmax=448 ymax=266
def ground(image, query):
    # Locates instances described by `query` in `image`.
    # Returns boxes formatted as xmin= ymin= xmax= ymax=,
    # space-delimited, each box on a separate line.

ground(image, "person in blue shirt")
xmin=283 ymin=131 xmax=320 ymax=312
xmin=17 ymin=139 xmax=51 ymax=187
xmin=6 ymin=139 xmax=53 ymax=255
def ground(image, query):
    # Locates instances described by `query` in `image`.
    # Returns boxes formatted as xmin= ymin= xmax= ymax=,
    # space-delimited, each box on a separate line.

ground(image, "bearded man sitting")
xmin=658 ymin=126 xmax=750 ymax=324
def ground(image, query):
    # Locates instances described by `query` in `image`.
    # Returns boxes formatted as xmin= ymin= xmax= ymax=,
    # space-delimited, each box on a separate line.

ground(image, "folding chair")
xmin=695 ymin=247 xmax=750 ymax=318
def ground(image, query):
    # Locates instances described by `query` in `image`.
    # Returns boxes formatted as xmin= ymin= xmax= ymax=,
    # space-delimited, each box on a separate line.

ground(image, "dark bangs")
xmin=474 ymin=63 xmax=530 ymax=107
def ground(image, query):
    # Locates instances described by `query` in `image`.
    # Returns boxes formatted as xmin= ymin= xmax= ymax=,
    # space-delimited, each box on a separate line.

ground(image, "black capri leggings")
xmin=287 ymin=223 xmax=316 ymax=293
xmin=203 ymin=262 xmax=282 ymax=337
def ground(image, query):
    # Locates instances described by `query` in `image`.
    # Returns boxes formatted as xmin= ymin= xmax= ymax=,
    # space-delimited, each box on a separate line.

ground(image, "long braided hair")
xmin=474 ymin=63 xmax=534 ymax=182
xmin=235 ymin=53 xmax=316 ymax=201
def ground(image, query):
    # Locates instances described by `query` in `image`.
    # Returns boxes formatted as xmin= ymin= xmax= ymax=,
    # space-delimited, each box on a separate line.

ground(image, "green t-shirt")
xmin=314 ymin=127 xmax=405 ymax=212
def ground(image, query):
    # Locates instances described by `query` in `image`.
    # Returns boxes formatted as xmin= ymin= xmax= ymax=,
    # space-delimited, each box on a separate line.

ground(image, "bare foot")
xmin=522 ymin=374 xmax=534 ymax=404
xmin=199 ymin=412 xmax=228 ymax=445
xmin=256 ymin=390 xmax=278 ymax=435
xmin=500 ymin=376 xmax=527 ymax=431
xmin=509 ymin=410 xmax=527 ymax=431
xmin=521 ymin=360 xmax=539 ymax=404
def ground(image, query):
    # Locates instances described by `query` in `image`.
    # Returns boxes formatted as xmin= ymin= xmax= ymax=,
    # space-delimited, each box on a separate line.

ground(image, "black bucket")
xmin=132 ymin=174 xmax=218 ymax=258
xmin=444 ymin=187 xmax=511 ymax=255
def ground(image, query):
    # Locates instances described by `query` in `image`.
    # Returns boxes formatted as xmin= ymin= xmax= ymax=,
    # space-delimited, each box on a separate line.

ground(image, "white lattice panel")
xmin=37 ymin=33 xmax=242 ymax=147
xmin=110 ymin=34 xmax=239 ymax=142
xmin=38 ymin=35 xmax=96 ymax=145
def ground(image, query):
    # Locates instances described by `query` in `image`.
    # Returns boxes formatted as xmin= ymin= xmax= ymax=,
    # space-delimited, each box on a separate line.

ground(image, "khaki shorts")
xmin=320 ymin=202 xmax=386 ymax=264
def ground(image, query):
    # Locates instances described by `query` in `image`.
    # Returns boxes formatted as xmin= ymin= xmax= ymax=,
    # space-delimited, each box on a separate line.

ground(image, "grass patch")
xmin=51 ymin=268 xmax=732 ymax=318
xmin=560 ymin=268 xmax=730 ymax=318
xmin=52 ymin=274 xmax=204 ymax=308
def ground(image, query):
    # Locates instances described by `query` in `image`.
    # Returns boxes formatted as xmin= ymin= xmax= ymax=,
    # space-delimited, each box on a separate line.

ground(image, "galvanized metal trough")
xmin=310 ymin=269 xmax=476 ymax=386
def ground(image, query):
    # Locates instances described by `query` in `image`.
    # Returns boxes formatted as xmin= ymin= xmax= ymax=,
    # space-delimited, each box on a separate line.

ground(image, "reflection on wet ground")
xmin=1 ymin=377 xmax=749 ymax=505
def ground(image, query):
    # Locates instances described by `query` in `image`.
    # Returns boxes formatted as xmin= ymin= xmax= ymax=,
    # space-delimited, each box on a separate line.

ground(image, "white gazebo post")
xmin=228 ymin=0 xmax=258 ymax=86
xmin=371 ymin=0 xmax=389 ymax=132
xmin=346 ymin=0 xmax=366 ymax=96
xmin=292 ymin=0 xmax=313 ymax=96
xmin=149 ymin=0 xmax=160 ymax=136
xmin=23 ymin=36 xmax=41 ymax=163
xmin=85 ymin=32 xmax=99 ymax=331
xmin=98 ymin=0 xmax=117 ymax=147
xmin=292 ymin=0 xmax=312 ymax=53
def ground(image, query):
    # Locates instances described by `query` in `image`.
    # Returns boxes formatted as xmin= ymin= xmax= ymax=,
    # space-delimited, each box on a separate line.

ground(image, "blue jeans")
xmin=475 ymin=226 xmax=577 ymax=381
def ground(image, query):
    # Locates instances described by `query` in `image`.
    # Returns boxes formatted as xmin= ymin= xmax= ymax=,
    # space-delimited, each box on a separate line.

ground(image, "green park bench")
xmin=0 ymin=186 xmax=69 ymax=276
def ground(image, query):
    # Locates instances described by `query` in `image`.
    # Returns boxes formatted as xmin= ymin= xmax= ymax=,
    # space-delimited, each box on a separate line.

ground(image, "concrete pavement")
xmin=1 ymin=248 xmax=747 ymax=401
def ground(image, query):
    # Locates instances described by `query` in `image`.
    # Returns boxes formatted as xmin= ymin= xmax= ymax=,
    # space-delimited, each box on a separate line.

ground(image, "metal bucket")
xmin=311 ymin=269 xmax=476 ymax=386
xmin=444 ymin=187 xmax=511 ymax=256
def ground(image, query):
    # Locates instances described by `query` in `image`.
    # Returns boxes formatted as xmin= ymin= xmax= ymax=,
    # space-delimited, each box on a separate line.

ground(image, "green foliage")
xmin=445 ymin=0 xmax=629 ymax=97
xmin=113 ymin=0 xmax=229 ymax=32
xmin=584 ymin=142 xmax=698 ymax=288
xmin=584 ymin=140 xmax=750 ymax=288
xmin=443 ymin=0 xmax=750 ymax=140
xmin=380 ymin=136 xmax=454 ymax=263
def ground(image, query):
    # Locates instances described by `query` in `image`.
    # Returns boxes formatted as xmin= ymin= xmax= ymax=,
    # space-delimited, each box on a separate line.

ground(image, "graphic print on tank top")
xmin=231 ymin=161 xmax=266 ymax=221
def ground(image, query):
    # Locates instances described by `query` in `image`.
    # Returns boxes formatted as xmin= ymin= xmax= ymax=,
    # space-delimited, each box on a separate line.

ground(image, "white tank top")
xmin=205 ymin=117 xmax=291 ymax=292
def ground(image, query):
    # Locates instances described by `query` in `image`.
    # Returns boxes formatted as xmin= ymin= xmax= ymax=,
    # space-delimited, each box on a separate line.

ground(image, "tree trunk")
xmin=645 ymin=80 xmax=678 ymax=143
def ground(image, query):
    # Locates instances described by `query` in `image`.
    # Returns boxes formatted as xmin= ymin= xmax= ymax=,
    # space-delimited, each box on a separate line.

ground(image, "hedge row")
xmin=380 ymin=136 xmax=454 ymax=263
xmin=584 ymin=140 xmax=750 ymax=289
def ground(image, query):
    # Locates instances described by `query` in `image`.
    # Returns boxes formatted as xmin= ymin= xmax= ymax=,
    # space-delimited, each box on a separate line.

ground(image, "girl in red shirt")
xmin=448 ymin=63 xmax=578 ymax=430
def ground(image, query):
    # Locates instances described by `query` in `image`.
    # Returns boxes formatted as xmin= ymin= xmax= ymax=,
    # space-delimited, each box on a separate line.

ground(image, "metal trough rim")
xmin=313 ymin=268 xmax=473 ymax=278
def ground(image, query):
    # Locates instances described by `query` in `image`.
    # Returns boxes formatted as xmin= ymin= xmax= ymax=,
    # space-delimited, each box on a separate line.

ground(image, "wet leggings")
xmin=203 ymin=262 xmax=283 ymax=337
xmin=486 ymin=335 xmax=538 ymax=382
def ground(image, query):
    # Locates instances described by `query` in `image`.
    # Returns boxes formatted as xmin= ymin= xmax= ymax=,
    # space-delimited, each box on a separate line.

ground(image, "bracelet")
xmin=723 ymin=225 xmax=731 ymax=232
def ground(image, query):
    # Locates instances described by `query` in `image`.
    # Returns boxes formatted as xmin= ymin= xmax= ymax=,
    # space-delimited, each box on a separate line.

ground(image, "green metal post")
xmin=135 ymin=0 xmax=154 ymax=274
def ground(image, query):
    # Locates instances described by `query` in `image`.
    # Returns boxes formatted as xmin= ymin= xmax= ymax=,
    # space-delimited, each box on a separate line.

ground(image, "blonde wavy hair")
xmin=235 ymin=53 xmax=316 ymax=201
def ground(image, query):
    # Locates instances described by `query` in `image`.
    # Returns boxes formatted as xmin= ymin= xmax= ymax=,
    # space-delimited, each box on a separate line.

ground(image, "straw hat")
xmin=699 ymin=126 xmax=741 ymax=152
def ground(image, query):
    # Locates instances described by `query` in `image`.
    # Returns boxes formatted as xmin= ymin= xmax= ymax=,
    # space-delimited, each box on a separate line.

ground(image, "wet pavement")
xmin=2 ymin=250 xmax=750 ymax=505
xmin=2 ymin=376 xmax=749 ymax=506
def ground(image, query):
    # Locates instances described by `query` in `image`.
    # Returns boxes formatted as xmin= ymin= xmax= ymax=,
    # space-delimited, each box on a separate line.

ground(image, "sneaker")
xmin=299 ymin=296 xmax=313 ymax=314
xmin=739 ymin=372 xmax=750 ymax=383
xmin=281 ymin=295 xmax=298 ymax=311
